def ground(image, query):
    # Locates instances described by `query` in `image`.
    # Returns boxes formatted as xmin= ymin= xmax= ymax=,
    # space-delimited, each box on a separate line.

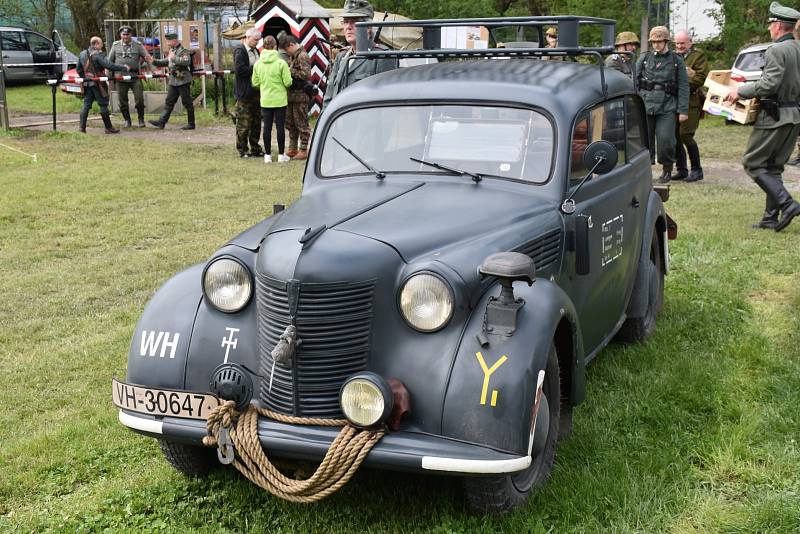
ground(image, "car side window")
xmin=26 ymin=32 xmax=53 ymax=53
xmin=570 ymin=98 xmax=627 ymax=181
xmin=1 ymin=31 xmax=29 ymax=51
xmin=624 ymin=95 xmax=646 ymax=158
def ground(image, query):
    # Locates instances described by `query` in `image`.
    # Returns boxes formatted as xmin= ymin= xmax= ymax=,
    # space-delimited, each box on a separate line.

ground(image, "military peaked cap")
xmin=119 ymin=25 xmax=133 ymax=35
xmin=164 ymin=31 xmax=179 ymax=40
xmin=341 ymin=0 xmax=374 ymax=19
xmin=768 ymin=1 xmax=800 ymax=23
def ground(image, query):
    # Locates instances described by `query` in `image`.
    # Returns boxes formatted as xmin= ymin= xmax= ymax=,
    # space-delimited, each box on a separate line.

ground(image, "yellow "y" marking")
xmin=476 ymin=351 xmax=508 ymax=406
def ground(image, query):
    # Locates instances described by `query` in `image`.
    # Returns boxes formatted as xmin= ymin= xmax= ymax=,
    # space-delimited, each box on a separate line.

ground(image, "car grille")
xmin=515 ymin=229 xmax=562 ymax=271
xmin=255 ymin=274 xmax=375 ymax=417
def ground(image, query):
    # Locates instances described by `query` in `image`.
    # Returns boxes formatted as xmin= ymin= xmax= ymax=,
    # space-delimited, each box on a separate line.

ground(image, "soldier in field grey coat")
xmin=726 ymin=1 xmax=800 ymax=232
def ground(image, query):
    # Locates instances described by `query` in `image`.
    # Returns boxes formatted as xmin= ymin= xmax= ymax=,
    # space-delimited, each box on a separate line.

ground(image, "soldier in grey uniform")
xmin=605 ymin=32 xmax=639 ymax=78
xmin=726 ymin=1 xmax=800 ymax=232
xmin=149 ymin=32 xmax=195 ymax=130
xmin=321 ymin=0 xmax=398 ymax=113
xmin=77 ymin=36 xmax=129 ymax=134
xmin=636 ymin=26 xmax=690 ymax=183
xmin=108 ymin=26 xmax=153 ymax=128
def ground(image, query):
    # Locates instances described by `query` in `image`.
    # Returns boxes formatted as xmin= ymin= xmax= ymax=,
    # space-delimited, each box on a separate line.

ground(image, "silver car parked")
xmin=0 ymin=26 xmax=77 ymax=83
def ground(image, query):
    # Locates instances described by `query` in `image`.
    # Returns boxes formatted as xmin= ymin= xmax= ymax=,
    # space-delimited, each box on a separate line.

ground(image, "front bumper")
xmin=119 ymin=409 xmax=531 ymax=475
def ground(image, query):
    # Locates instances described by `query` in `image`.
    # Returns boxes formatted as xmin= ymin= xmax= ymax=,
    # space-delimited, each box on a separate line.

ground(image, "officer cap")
xmin=768 ymin=1 xmax=800 ymax=23
xmin=545 ymin=26 xmax=557 ymax=37
xmin=119 ymin=25 xmax=133 ymax=35
xmin=341 ymin=0 xmax=374 ymax=19
xmin=164 ymin=31 xmax=179 ymax=40
xmin=648 ymin=26 xmax=671 ymax=42
xmin=615 ymin=31 xmax=640 ymax=45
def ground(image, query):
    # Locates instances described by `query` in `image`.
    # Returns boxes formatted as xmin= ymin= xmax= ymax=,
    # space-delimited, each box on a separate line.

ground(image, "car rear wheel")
xmin=462 ymin=345 xmax=560 ymax=514
xmin=158 ymin=439 xmax=219 ymax=477
xmin=616 ymin=229 xmax=664 ymax=342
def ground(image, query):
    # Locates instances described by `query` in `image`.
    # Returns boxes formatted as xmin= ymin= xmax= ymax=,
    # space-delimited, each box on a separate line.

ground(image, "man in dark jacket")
xmin=726 ymin=1 xmax=800 ymax=231
xmin=77 ymin=36 xmax=129 ymax=134
xmin=233 ymin=28 xmax=263 ymax=157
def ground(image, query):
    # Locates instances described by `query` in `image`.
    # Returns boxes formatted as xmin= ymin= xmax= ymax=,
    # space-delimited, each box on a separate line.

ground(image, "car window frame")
xmin=25 ymin=31 xmax=55 ymax=54
xmin=316 ymin=100 xmax=558 ymax=187
xmin=568 ymin=96 xmax=629 ymax=183
xmin=0 ymin=30 xmax=31 ymax=52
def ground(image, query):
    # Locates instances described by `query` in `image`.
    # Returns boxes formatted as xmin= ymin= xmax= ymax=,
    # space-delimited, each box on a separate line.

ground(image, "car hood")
xmin=265 ymin=179 xmax=557 ymax=263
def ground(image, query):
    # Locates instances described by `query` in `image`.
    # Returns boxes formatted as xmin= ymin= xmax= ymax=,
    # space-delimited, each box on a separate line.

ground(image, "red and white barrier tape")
xmin=47 ymin=70 xmax=232 ymax=85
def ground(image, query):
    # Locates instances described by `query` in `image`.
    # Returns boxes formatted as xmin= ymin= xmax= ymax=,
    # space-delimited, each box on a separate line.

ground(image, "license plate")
xmin=63 ymin=85 xmax=81 ymax=93
xmin=112 ymin=378 xmax=221 ymax=420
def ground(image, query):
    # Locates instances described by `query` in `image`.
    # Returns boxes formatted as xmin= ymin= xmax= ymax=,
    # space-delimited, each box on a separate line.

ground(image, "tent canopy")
xmin=328 ymin=10 xmax=422 ymax=50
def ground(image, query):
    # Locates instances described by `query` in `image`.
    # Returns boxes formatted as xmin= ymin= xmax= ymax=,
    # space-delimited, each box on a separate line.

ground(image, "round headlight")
xmin=399 ymin=273 xmax=454 ymax=332
xmin=339 ymin=373 xmax=393 ymax=428
xmin=203 ymin=257 xmax=252 ymax=313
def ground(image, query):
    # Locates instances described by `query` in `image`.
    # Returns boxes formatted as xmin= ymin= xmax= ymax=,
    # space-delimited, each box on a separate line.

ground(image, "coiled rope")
xmin=203 ymin=400 xmax=385 ymax=502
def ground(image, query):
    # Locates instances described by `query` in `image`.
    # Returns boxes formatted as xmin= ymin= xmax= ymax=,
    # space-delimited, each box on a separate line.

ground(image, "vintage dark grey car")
xmin=113 ymin=16 xmax=675 ymax=513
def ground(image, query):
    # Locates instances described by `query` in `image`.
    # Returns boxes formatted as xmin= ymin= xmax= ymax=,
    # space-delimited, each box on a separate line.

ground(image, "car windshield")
xmin=320 ymin=105 xmax=553 ymax=184
xmin=734 ymin=50 xmax=766 ymax=72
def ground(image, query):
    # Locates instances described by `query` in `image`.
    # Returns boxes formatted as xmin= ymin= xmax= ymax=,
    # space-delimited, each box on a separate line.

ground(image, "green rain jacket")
xmin=251 ymin=49 xmax=292 ymax=108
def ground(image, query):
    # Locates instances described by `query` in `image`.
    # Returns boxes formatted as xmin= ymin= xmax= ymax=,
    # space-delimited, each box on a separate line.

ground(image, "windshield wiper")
xmin=332 ymin=136 xmax=385 ymax=180
xmin=410 ymin=157 xmax=482 ymax=183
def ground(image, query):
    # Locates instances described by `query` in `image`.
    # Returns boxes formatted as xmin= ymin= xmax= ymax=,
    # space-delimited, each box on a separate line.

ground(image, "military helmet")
xmin=615 ymin=31 xmax=640 ymax=45
xmin=341 ymin=0 xmax=374 ymax=19
xmin=648 ymin=26 xmax=671 ymax=42
xmin=545 ymin=26 xmax=557 ymax=37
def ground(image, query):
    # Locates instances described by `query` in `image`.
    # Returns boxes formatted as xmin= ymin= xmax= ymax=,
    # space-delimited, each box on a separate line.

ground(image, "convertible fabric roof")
xmin=328 ymin=10 xmax=422 ymax=50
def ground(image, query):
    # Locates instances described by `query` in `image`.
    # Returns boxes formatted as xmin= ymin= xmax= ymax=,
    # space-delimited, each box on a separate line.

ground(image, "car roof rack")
xmin=353 ymin=15 xmax=618 ymax=97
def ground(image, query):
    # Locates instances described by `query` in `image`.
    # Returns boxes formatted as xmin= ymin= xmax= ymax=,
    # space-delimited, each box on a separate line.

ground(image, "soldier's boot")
xmin=684 ymin=144 xmax=704 ymax=182
xmin=657 ymin=164 xmax=672 ymax=184
xmin=751 ymin=195 xmax=779 ymax=230
xmin=672 ymin=144 xmax=688 ymax=180
xmin=78 ymin=108 xmax=89 ymax=133
xmin=754 ymin=173 xmax=800 ymax=232
xmin=149 ymin=110 xmax=169 ymax=129
xmin=101 ymin=112 xmax=120 ymax=134
xmin=293 ymin=150 xmax=308 ymax=160
xmin=787 ymin=151 xmax=800 ymax=166
xmin=120 ymin=108 xmax=132 ymax=128
xmin=136 ymin=105 xmax=146 ymax=128
xmin=181 ymin=107 xmax=195 ymax=130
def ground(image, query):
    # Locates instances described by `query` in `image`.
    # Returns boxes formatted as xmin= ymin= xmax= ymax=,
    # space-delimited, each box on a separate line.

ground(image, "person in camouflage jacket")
xmin=279 ymin=33 xmax=312 ymax=159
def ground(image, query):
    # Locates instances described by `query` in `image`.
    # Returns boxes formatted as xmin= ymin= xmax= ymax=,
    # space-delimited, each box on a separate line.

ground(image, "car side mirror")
xmin=581 ymin=140 xmax=618 ymax=175
xmin=561 ymin=140 xmax=619 ymax=214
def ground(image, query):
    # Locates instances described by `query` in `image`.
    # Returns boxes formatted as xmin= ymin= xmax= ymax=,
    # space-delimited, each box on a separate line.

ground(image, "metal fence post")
xmin=0 ymin=38 xmax=9 ymax=131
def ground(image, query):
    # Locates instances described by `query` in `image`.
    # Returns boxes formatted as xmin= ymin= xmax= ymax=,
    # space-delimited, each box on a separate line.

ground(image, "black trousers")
xmin=262 ymin=106 xmax=287 ymax=155
xmin=81 ymin=85 xmax=110 ymax=115
xmin=161 ymin=83 xmax=193 ymax=123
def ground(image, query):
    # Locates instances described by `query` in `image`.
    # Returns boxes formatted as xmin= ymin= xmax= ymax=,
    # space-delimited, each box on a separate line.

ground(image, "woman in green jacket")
xmin=251 ymin=36 xmax=293 ymax=163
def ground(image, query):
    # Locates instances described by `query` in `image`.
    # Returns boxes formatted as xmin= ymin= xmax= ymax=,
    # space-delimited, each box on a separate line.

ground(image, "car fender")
xmin=625 ymin=190 xmax=667 ymax=319
xmin=126 ymin=245 xmax=260 ymax=393
xmin=441 ymin=278 xmax=583 ymax=456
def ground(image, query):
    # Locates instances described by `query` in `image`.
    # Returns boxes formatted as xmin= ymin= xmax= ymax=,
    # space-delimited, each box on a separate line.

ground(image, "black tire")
xmin=158 ymin=439 xmax=219 ymax=477
xmin=616 ymin=229 xmax=664 ymax=343
xmin=463 ymin=345 xmax=560 ymax=514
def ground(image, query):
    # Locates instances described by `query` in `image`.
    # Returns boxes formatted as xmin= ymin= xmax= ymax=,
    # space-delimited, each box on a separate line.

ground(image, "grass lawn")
xmin=0 ymin=120 xmax=799 ymax=532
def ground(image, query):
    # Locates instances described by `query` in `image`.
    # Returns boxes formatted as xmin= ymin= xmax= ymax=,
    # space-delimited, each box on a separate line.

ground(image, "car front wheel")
xmin=462 ymin=344 xmax=560 ymax=514
xmin=158 ymin=439 xmax=219 ymax=477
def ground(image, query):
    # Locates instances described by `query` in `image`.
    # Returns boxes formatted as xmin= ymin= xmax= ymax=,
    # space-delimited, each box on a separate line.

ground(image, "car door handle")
xmin=631 ymin=196 xmax=640 ymax=208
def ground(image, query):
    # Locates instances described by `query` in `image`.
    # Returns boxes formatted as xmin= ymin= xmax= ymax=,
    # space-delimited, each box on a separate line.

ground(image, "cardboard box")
xmin=702 ymin=69 xmax=759 ymax=124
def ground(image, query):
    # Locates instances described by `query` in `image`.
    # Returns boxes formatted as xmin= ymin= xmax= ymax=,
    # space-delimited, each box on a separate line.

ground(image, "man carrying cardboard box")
xmin=726 ymin=1 xmax=800 ymax=231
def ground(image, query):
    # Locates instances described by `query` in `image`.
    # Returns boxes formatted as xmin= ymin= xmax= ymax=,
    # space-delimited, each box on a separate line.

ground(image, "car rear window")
xmin=320 ymin=105 xmax=553 ymax=184
xmin=734 ymin=50 xmax=766 ymax=72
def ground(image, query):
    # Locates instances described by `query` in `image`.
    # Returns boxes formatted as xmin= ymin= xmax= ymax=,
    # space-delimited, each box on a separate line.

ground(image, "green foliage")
xmin=706 ymin=0 xmax=773 ymax=66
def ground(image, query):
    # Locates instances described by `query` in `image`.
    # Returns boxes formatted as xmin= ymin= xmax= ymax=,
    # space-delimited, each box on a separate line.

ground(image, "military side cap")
xmin=119 ymin=25 xmax=133 ymax=35
xmin=768 ymin=1 xmax=800 ymax=23
xmin=341 ymin=0 xmax=374 ymax=19
xmin=164 ymin=31 xmax=179 ymax=39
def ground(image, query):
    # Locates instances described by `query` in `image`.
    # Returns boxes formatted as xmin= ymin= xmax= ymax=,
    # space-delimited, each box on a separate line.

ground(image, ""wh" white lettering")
xmin=139 ymin=330 xmax=181 ymax=359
